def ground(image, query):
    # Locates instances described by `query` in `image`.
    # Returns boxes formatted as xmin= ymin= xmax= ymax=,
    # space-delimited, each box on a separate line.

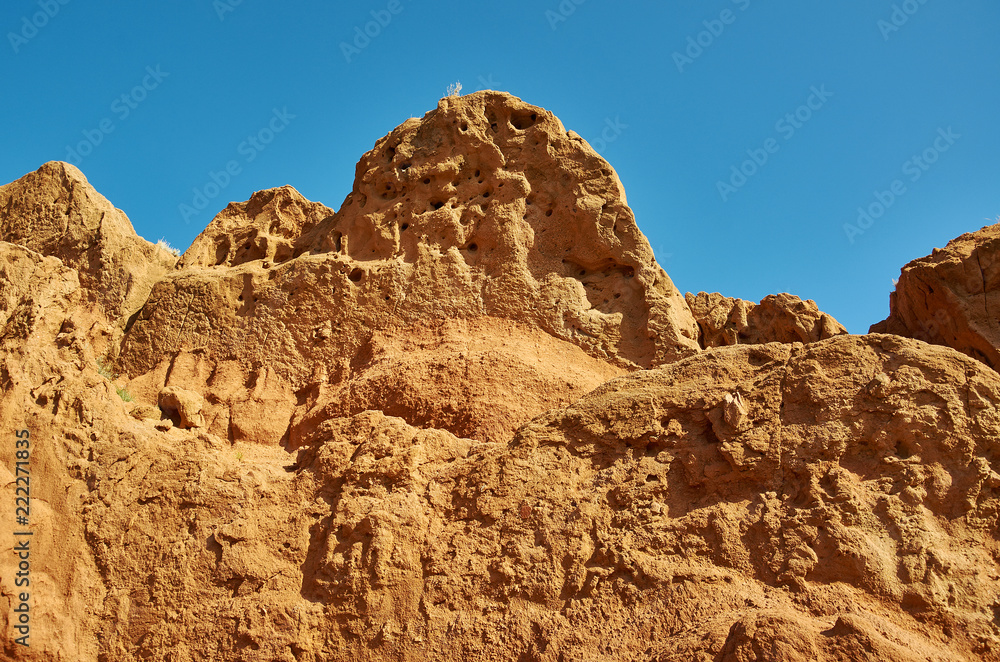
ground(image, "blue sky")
xmin=2 ymin=1 xmax=998 ymax=333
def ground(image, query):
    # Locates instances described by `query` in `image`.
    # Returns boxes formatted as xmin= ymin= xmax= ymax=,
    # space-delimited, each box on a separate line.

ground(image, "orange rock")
xmin=686 ymin=291 xmax=847 ymax=348
xmin=157 ymin=386 xmax=205 ymax=429
xmin=0 ymin=161 xmax=177 ymax=327
xmin=287 ymin=316 xmax=624 ymax=447
xmin=2 ymin=94 xmax=1000 ymax=661
xmin=872 ymin=222 xmax=1000 ymax=370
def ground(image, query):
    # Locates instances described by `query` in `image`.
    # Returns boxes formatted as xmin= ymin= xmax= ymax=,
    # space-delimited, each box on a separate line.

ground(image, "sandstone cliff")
xmin=1 ymin=92 xmax=997 ymax=662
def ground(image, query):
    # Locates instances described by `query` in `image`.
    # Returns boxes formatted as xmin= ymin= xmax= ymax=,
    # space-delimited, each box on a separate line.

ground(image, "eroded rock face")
xmin=177 ymin=185 xmax=334 ymax=269
xmin=288 ymin=317 xmax=625 ymax=446
xmin=871 ymin=223 xmax=1000 ymax=371
xmin=686 ymin=291 xmax=847 ymax=348
xmin=8 ymin=312 xmax=1000 ymax=659
xmin=113 ymin=91 xmax=703 ymax=445
xmin=2 ymin=94 xmax=1000 ymax=661
xmin=118 ymin=92 xmax=699 ymax=394
xmin=0 ymin=241 xmax=108 ymax=662
xmin=0 ymin=162 xmax=177 ymax=326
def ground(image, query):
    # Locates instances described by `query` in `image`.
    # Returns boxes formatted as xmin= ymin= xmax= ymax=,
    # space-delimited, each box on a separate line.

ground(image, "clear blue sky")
xmin=2 ymin=1 xmax=998 ymax=333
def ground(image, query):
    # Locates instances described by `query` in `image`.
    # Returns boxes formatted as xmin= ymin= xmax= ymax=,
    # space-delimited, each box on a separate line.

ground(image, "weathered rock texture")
xmin=686 ymin=291 xmax=847 ymax=348
xmin=2 ymin=92 xmax=999 ymax=661
xmin=123 ymin=90 xmax=700 ymax=389
xmin=872 ymin=223 xmax=1000 ymax=371
xmin=0 ymin=162 xmax=177 ymax=328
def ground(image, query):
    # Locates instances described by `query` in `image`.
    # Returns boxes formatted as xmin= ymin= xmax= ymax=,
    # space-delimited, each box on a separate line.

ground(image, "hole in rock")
xmin=215 ymin=240 xmax=230 ymax=265
xmin=348 ymin=269 xmax=364 ymax=283
xmin=510 ymin=110 xmax=539 ymax=130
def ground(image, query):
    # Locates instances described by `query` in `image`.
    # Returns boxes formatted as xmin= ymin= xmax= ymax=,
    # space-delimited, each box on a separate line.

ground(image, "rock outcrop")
xmin=119 ymin=91 xmax=699 ymax=390
xmin=2 ymin=92 xmax=999 ymax=661
xmin=112 ymin=91 xmax=709 ymax=446
xmin=0 ymin=162 xmax=177 ymax=328
xmin=871 ymin=222 xmax=1000 ymax=371
xmin=686 ymin=291 xmax=847 ymax=348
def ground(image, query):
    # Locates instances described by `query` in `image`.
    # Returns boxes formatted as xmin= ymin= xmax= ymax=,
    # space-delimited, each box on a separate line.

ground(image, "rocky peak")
xmin=686 ymin=291 xmax=847 ymax=348
xmin=0 ymin=160 xmax=177 ymax=326
xmin=178 ymin=186 xmax=335 ymax=269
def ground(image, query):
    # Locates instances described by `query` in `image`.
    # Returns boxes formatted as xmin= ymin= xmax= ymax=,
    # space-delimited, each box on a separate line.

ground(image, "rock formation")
xmin=686 ymin=291 xmax=847 ymax=348
xmin=0 ymin=162 xmax=177 ymax=331
xmin=872 ymin=223 xmax=1000 ymax=371
xmin=1 ymin=91 xmax=999 ymax=661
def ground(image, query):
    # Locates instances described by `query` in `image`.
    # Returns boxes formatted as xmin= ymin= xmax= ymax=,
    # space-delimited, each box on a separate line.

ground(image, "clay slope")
xmin=872 ymin=222 xmax=1000 ymax=371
